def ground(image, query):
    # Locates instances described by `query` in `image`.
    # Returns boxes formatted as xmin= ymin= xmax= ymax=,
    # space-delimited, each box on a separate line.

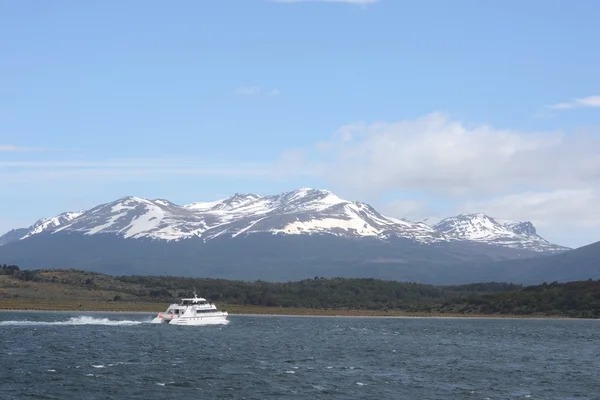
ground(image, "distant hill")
xmin=0 ymin=232 xmax=542 ymax=284
xmin=469 ymin=240 xmax=600 ymax=284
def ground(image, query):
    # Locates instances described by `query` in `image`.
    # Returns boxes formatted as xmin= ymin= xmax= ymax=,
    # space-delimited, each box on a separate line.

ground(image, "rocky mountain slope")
xmin=434 ymin=213 xmax=568 ymax=253
xmin=1 ymin=188 xmax=563 ymax=252
xmin=22 ymin=211 xmax=84 ymax=240
xmin=0 ymin=188 xmax=574 ymax=284
xmin=0 ymin=228 xmax=28 ymax=246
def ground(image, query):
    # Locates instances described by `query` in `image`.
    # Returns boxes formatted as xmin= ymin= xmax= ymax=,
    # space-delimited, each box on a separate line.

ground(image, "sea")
xmin=1 ymin=311 xmax=599 ymax=399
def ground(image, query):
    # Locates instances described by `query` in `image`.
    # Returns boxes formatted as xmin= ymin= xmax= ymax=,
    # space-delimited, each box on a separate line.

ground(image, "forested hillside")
xmin=2 ymin=265 xmax=599 ymax=317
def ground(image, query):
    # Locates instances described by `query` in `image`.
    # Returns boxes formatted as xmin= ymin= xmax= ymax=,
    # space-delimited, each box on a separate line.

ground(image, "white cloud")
xmin=460 ymin=189 xmax=600 ymax=228
xmin=0 ymin=159 xmax=264 ymax=168
xmin=0 ymin=145 xmax=56 ymax=152
xmin=549 ymin=95 xmax=600 ymax=110
xmin=378 ymin=199 xmax=441 ymax=224
xmin=4 ymin=113 xmax=599 ymax=247
xmin=233 ymin=86 xmax=280 ymax=97
xmin=306 ymin=113 xmax=600 ymax=197
xmin=0 ymin=158 xmax=276 ymax=184
xmin=291 ymin=112 xmax=600 ymax=246
xmin=233 ymin=86 xmax=261 ymax=96
xmin=459 ymin=189 xmax=600 ymax=248
xmin=273 ymin=0 xmax=377 ymax=3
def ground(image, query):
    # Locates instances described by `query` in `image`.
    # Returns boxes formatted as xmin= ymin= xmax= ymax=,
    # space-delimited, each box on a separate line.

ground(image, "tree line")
xmin=2 ymin=265 xmax=600 ymax=317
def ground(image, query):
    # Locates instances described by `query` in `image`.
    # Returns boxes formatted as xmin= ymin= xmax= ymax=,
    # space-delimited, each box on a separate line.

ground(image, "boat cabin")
xmin=163 ymin=291 xmax=219 ymax=315
xmin=153 ymin=290 xmax=228 ymax=324
xmin=180 ymin=297 xmax=208 ymax=306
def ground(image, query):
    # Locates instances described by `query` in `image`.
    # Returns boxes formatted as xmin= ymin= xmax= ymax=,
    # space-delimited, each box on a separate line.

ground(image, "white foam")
xmin=0 ymin=316 xmax=148 ymax=326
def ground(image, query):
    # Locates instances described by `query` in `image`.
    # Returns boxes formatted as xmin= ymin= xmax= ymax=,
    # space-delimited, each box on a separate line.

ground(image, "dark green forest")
xmin=2 ymin=265 xmax=600 ymax=318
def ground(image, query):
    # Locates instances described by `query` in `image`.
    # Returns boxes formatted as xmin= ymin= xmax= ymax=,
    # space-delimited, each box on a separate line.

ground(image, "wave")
xmin=0 ymin=316 xmax=148 ymax=326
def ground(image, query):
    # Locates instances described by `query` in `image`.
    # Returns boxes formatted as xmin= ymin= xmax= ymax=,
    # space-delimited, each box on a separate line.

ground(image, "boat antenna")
xmin=193 ymin=287 xmax=197 ymax=298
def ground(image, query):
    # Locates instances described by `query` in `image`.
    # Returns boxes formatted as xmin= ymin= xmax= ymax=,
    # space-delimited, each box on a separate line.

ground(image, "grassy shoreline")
xmin=2 ymin=269 xmax=599 ymax=319
xmin=0 ymin=300 xmax=577 ymax=319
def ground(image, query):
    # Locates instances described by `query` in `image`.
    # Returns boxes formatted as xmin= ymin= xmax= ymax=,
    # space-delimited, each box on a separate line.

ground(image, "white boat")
xmin=151 ymin=291 xmax=228 ymax=325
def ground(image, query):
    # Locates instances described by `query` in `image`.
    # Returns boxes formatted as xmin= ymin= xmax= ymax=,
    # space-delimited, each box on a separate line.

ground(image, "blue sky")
xmin=1 ymin=0 xmax=599 ymax=247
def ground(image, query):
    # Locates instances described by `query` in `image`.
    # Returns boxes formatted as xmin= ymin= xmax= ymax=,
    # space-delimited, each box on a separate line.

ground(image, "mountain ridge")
xmin=434 ymin=213 xmax=567 ymax=253
xmin=0 ymin=188 xmax=590 ymax=284
xmin=0 ymin=188 xmax=567 ymax=253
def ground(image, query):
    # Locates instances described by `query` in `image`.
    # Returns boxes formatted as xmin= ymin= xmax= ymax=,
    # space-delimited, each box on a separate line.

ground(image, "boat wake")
xmin=0 ymin=316 xmax=149 ymax=326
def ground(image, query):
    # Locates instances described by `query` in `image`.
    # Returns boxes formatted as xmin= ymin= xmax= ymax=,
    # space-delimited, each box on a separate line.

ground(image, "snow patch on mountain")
xmin=54 ymin=196 xmax=209 ymax=240
xmin=21 ymin=211 xmax=84 ymax=240
xmin=185 ymin=199 xmax=226 ymax=211
xmin=273 ymin=217 xmax=379 ymax=237
xmin=0 ymin=189 xmax=568 ymax=253
xmin=434 ymin=213 xmax=568 ymax=253
xmin=190 ymin=189 xmax=442 ymax=243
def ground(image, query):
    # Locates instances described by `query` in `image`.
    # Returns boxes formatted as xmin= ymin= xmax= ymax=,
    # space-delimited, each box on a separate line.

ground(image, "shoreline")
xmin=0 ymin=309 xmax=584 ymax=321
xmin=0 ymin=304 xmax=587 ymax=320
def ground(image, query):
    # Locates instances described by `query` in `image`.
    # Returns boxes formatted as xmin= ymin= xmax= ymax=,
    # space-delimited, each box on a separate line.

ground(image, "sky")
xmin=1 ymin=0 xmax=599 ymax=248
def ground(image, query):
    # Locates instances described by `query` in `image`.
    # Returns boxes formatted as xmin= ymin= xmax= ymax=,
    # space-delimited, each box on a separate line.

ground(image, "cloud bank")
xmin=550 ymin=95 xmax=600 ymax=110
xmin=3 ymin=112 xmax=599 ymax=247
xmin=295 ymin=113 xmax=600 ymax=243
xmin=310 ymin=113 xmax=598 ymax=196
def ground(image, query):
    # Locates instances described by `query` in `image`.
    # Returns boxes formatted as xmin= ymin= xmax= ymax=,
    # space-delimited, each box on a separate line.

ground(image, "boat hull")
xmin=151 ymin=312 xmax=229 ymax=326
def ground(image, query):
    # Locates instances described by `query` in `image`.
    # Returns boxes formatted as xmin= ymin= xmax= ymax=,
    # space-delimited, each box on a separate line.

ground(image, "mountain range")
xmin=0 ymin=188 xmax=595 ymax=284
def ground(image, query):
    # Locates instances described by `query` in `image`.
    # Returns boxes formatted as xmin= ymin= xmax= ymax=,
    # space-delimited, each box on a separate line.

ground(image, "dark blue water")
xmin=1 ymin=312 xmax=599 ymax=399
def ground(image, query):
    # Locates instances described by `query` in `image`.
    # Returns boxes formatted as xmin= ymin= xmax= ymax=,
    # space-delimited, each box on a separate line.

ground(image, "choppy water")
xmin=1 ymin=312 xmax=599 ymax=399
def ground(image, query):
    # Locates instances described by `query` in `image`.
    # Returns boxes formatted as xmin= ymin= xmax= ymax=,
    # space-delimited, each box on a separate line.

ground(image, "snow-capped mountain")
xmin=2 ymin=189 xmax=442 ymax=244
xmin=53 ymin=197 xmax=209 ymax=240
xmin=0 ymin=189 xmax=566 ymax=254
xmin=434 ymin=213 xmax=569 ymax=253
xmin=22 ymin=211 xmax=84 ymax=240
xmin=0 ymin=188 xmax=573 ymax=284
xmin=184 ymin=188 xmax=442 ymax=243
xmin=0 ymin=212 xmax=84 ymax=245
xmin=0 ymin=228 xmax=28 ymax=246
